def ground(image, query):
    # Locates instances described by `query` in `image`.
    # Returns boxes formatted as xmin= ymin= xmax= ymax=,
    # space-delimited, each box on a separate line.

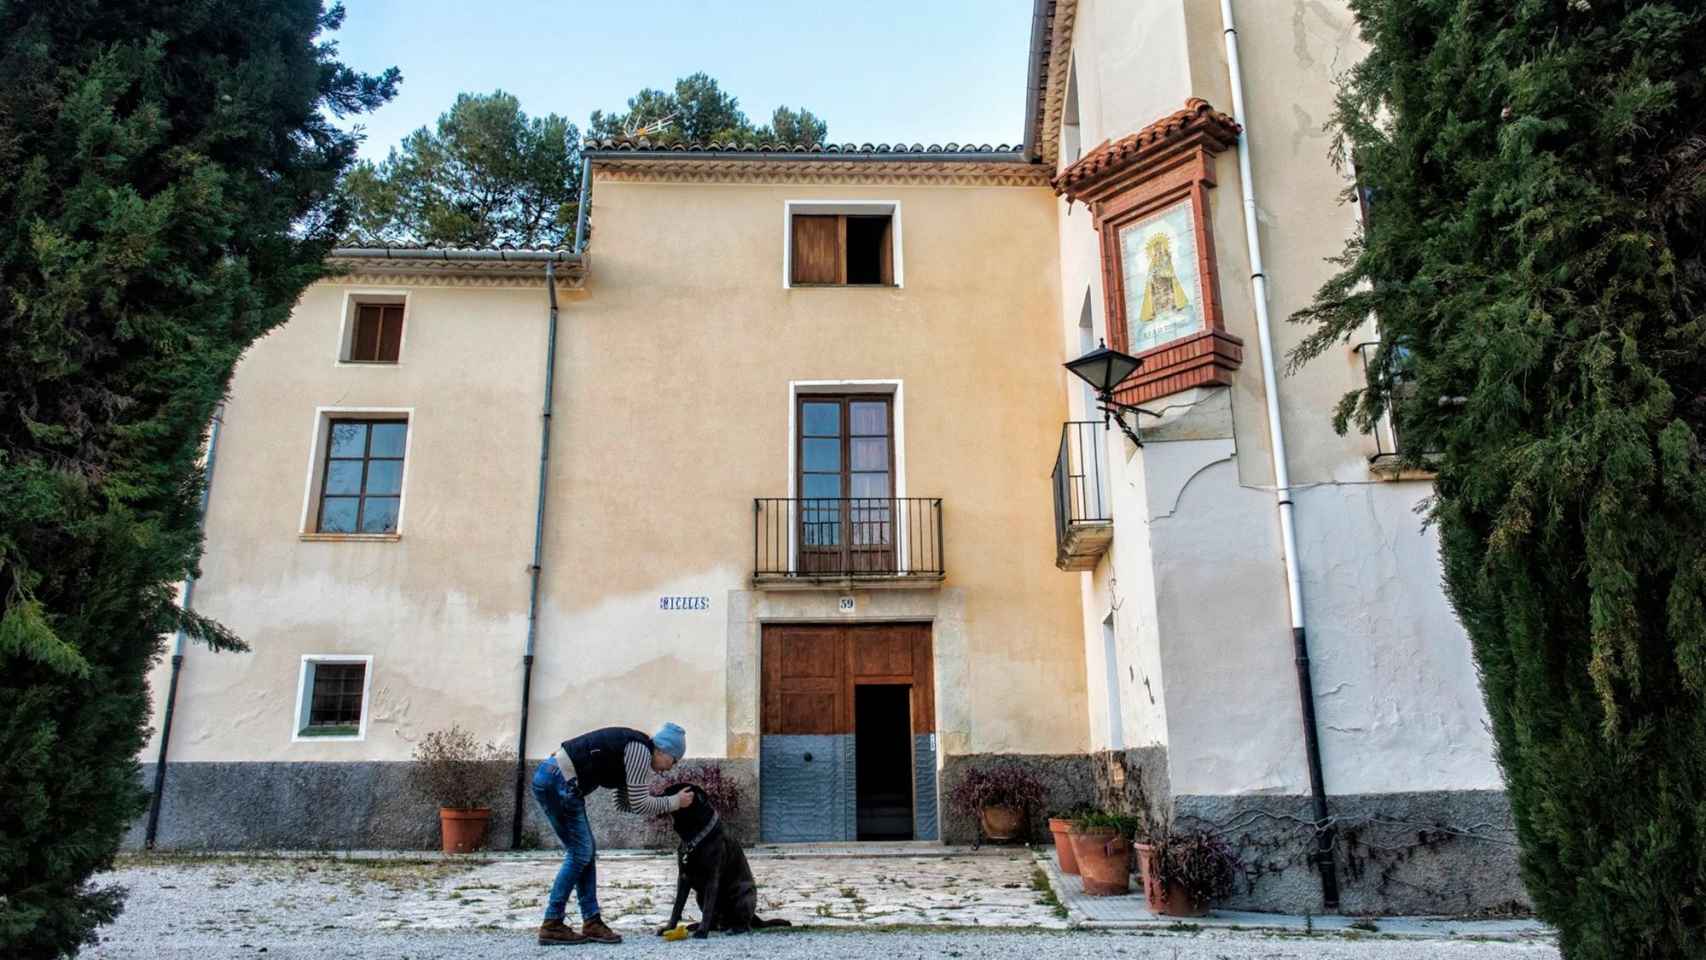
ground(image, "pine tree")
xmin=0 ymin=3 xmax=395 ymax=956
xmin=1291 ymin=3 xmax=1705 ymax=957
xmin=343 ymin=91 xmax=582 ymax=248
xmin=588 ymin=72 xmax=829 ymax=147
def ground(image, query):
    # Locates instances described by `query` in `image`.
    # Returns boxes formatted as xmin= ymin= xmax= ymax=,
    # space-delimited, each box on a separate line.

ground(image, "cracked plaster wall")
xmin=1053 ymin=0 xmax=1499 ymax=805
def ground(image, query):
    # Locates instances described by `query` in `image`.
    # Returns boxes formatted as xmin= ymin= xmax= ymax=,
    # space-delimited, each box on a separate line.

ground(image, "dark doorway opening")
xmin=855 ymin=684 xmax=914 ymax=840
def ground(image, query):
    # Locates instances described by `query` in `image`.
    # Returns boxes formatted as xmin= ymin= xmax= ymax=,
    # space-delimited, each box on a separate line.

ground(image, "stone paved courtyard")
xmin=86 ymin=848 xmax=1559 ymax=959
xmin=99 ymin=847 xmax=1066 ymax=937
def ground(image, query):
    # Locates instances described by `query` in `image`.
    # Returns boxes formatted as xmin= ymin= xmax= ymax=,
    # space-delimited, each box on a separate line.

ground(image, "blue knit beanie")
xmin=653 ymin=722 xmax=686 ymax=761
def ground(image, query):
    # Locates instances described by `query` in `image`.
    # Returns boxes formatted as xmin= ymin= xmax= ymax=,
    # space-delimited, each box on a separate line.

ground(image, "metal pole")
xmin=146 ymin=403 xmax=225 ymax=848
xmin=1220 ymin=0 xmax=1339 ymax=909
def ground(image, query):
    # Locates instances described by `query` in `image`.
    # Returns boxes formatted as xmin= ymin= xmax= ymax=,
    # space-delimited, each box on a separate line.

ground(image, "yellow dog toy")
xmin=662 ymin=924 xmax=691 ymax=942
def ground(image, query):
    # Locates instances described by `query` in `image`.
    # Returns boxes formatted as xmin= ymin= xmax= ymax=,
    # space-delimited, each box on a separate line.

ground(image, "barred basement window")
xmin=294 ymin=657 xmax=371 ymax=740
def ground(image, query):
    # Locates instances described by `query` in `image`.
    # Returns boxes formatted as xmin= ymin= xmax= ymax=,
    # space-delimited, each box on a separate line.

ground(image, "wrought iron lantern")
xmin=1064 ymin=340 xmax=1153 ymax=446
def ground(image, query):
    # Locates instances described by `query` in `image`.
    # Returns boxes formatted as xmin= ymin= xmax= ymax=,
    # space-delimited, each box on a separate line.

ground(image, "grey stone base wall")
xmin=937 ymin=753 xmax=1098 ymax=844
xmin=1090 ymin=746 xmax=1171 ymax=829
xmin=128 ymin=759 xmax=757 ymax=853
xmin=1173 ymin=790 xmax=1529 ymax=916
xmin=937 ymin=748 xmax=1170 ymax=845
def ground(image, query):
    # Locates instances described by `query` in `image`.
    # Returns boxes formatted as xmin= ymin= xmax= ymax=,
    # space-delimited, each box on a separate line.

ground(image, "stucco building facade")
xmin=134 ymin=0 xmax=1526 ymax=916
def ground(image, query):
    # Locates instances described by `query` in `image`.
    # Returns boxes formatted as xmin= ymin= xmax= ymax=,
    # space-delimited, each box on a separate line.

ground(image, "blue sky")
xmin=330 ymin=0 xmax=1034 ymax=162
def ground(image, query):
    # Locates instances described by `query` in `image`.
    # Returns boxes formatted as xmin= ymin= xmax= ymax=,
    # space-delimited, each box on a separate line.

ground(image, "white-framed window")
xmin=336 ymin=290 xmax=410 ymax=365
xmin=292 ymin=655 xmax=373 ymax=742
xmin=783 ymin=201 xmax=903 ymax=288
xmin=297 ymin=407 xmax=414 ymax=539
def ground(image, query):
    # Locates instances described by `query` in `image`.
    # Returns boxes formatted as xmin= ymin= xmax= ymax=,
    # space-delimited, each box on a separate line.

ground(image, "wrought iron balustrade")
xmin=1052 ymin=421 xmax=1113 ymax=571
xmin=754 ymin=497 xmax=944 ymax=581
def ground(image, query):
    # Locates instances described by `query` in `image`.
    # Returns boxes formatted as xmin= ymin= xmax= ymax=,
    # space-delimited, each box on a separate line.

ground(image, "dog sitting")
xmin=655 ymin=783 xmax=792 ymax=938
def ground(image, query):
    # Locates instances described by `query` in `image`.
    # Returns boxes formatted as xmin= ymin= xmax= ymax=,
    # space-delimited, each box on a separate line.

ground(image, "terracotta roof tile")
xmin=584 ymin=139 xmax=1026 ymax=157
xmin=1052 ymin=98 xmax=1241 ymax=200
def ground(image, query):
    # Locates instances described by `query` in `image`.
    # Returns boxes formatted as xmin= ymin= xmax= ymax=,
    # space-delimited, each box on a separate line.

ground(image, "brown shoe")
xmin=580 ymin=915 xmax=623 ymax=944
xmin=537 ymin=919 xmax=586 ymax=946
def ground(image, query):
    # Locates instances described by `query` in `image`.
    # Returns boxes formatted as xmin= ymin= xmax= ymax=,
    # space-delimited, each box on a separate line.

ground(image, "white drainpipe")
xmin=1220 ymin=0 xmax=1340 ymax=909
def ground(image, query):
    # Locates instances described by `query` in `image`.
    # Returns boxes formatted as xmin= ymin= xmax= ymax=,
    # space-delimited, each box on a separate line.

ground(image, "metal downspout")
xmin=145 ymin=403 xmax=226 ymax=848
xmin=512 ymin=158 xmax=586 ymax=847
xmin=513 ymin=261 xmax=560 ymax=848
xmin=1020 ymin=0 xmax=1051 ymax=162
xmin=1219 ymin=0 xmax=1340 ymax=909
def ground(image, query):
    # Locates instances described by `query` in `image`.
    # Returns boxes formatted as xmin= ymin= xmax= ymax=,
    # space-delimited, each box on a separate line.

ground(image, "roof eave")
xmin=583 ymin=149 xmax=1030 ymax=164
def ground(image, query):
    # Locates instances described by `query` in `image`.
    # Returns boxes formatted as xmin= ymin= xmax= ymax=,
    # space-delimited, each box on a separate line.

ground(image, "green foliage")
xmin=1071 ymin=810 xmax=1142 ymax=838
xmin=1290 ymin=3 xmax=1706 ymax=956
xmin=344 ymin=91 xmax=582 ymax=248
xmin=588 ymin=72 xmax=828 ymax=146
xmin=0 ymin=2 xmax=395 ymax=956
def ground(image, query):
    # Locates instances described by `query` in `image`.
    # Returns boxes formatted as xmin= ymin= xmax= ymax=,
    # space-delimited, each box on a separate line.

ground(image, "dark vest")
xmin=562 ymin=727 xmax=655 ymax=797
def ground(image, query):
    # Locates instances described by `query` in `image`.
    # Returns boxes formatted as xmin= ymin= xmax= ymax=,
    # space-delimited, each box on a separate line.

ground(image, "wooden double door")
xmin=762 ymin=623 xmax=934 ymax=737
xmin=760 ymin=623 xmax=934 ymax=841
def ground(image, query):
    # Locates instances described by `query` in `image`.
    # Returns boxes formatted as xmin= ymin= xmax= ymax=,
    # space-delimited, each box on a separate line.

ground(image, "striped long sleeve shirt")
xmin=613 ymin=741 xmax=684 ymax=816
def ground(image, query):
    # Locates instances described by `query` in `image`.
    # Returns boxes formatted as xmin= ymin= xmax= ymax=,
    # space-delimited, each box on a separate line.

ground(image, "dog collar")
xmin=678 ymin=809 xmax=721 ymax=858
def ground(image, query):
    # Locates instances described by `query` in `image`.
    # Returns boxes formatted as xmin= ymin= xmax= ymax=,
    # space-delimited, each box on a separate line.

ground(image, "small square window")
xmin=342 ymin=297 xmax=405 ymax=364
xmin=295 ymin=658 xmax=370 ymax=740
xmin=316 ymin=418 xmax=407 ymax=534
xmin=790 ymin=210 xmax=896 ymax=286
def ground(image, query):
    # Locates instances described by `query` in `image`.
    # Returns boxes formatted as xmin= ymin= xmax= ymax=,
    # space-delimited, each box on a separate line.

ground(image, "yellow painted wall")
xmin=145 ymin=173 xmax=1090 ymax=766
xmin=527 ymin=176 xmax=1087 ymax=758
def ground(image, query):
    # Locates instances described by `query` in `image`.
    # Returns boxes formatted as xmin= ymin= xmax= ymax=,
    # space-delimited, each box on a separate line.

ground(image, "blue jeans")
xmin=532 ymin=758 xmax=599 ymax=922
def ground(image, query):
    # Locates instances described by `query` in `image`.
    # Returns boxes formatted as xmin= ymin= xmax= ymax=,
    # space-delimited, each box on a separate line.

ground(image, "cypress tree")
xmin=0 ymin=3 xmax=395 ymax=956
xmin=1292 ymin=3 xmax=1705 ymax=957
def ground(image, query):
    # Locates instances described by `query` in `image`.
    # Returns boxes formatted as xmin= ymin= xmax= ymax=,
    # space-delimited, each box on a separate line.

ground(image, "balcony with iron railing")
xmin=1052 ymin=421 xmax=1113 ymax=571
xmin=753 ymin=497 xmax=944 ymax=587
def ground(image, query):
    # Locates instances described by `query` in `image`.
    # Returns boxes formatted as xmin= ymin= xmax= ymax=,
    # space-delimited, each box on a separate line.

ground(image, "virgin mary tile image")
xmin=1118 ymin=199 xmax=1207 ymax=353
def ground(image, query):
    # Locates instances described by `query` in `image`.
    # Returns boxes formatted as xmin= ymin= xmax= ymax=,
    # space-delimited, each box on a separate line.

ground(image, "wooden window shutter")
xmin=351 ymin=303 xmax=403 ymax=362
xmin=878 ymin=218 xmax=894 ymax=286
xmin=792 ymin=215 xmax=842 ymax=284
xmin=376 ymin=305 xmax=403 ymax=362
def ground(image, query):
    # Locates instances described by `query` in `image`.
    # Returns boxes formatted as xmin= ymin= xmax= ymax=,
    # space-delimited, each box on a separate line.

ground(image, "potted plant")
xmin=1134 ymin=829 xmax=1241 ymax=916
xmin=1047 ymin=807 xmax=1091 ymax=874
xmin=946 ymin=765 xmax=1047 ymax=842
xmin=408 ymin=725 xmax=509 ymax=854
xmin=1068 ymin=811 xmax=1139 ymax=895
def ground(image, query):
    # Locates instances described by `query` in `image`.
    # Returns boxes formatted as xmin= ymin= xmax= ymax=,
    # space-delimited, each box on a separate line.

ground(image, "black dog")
xmin=656 ymin=783 xmax=792 ymax=938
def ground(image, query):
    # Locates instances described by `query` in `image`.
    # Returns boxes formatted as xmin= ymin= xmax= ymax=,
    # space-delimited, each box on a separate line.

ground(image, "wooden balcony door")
xmin=798 ymin=395 xmax=895 ymax=574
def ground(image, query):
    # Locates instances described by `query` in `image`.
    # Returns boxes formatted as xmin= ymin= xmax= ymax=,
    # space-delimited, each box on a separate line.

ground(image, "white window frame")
xmin=786 ymin=379 xmax=908 ymax=571
xmin=335 ymin=289 xmax=411 ymax=366
xmin=297 ymin=406 xmax=416 ymax=539
xmin=782 ymin=200 xmax=904 ymax=289
xmin=291 ymin=654 xmax=374 ymax=743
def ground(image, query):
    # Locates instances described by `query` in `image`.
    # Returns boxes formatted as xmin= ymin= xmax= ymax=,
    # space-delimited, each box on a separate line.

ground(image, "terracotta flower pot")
xmin=1048 ymin=818 xmax=1080 ymax=874
xmin=979 ymin=805 xmax=1025 ymax=841
xmin=1068 ymin=827 xmax=1130 ymax=896
xmin=1134 ymin=842 xmax=1208 ymax=916
xmin=438 ymin=806 xmax=491 ymax=854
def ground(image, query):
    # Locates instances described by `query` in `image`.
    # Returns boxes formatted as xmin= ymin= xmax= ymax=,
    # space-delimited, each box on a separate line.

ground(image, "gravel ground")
xmin=85 ymin=856 xmax=1560 ymax=959
xmin=85 ymin=927 xmax=1563 ymax=960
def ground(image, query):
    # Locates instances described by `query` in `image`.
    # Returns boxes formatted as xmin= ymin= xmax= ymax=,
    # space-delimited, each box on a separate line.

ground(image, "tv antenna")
xmin=625 ymin=112 xmax=678 ymax=139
